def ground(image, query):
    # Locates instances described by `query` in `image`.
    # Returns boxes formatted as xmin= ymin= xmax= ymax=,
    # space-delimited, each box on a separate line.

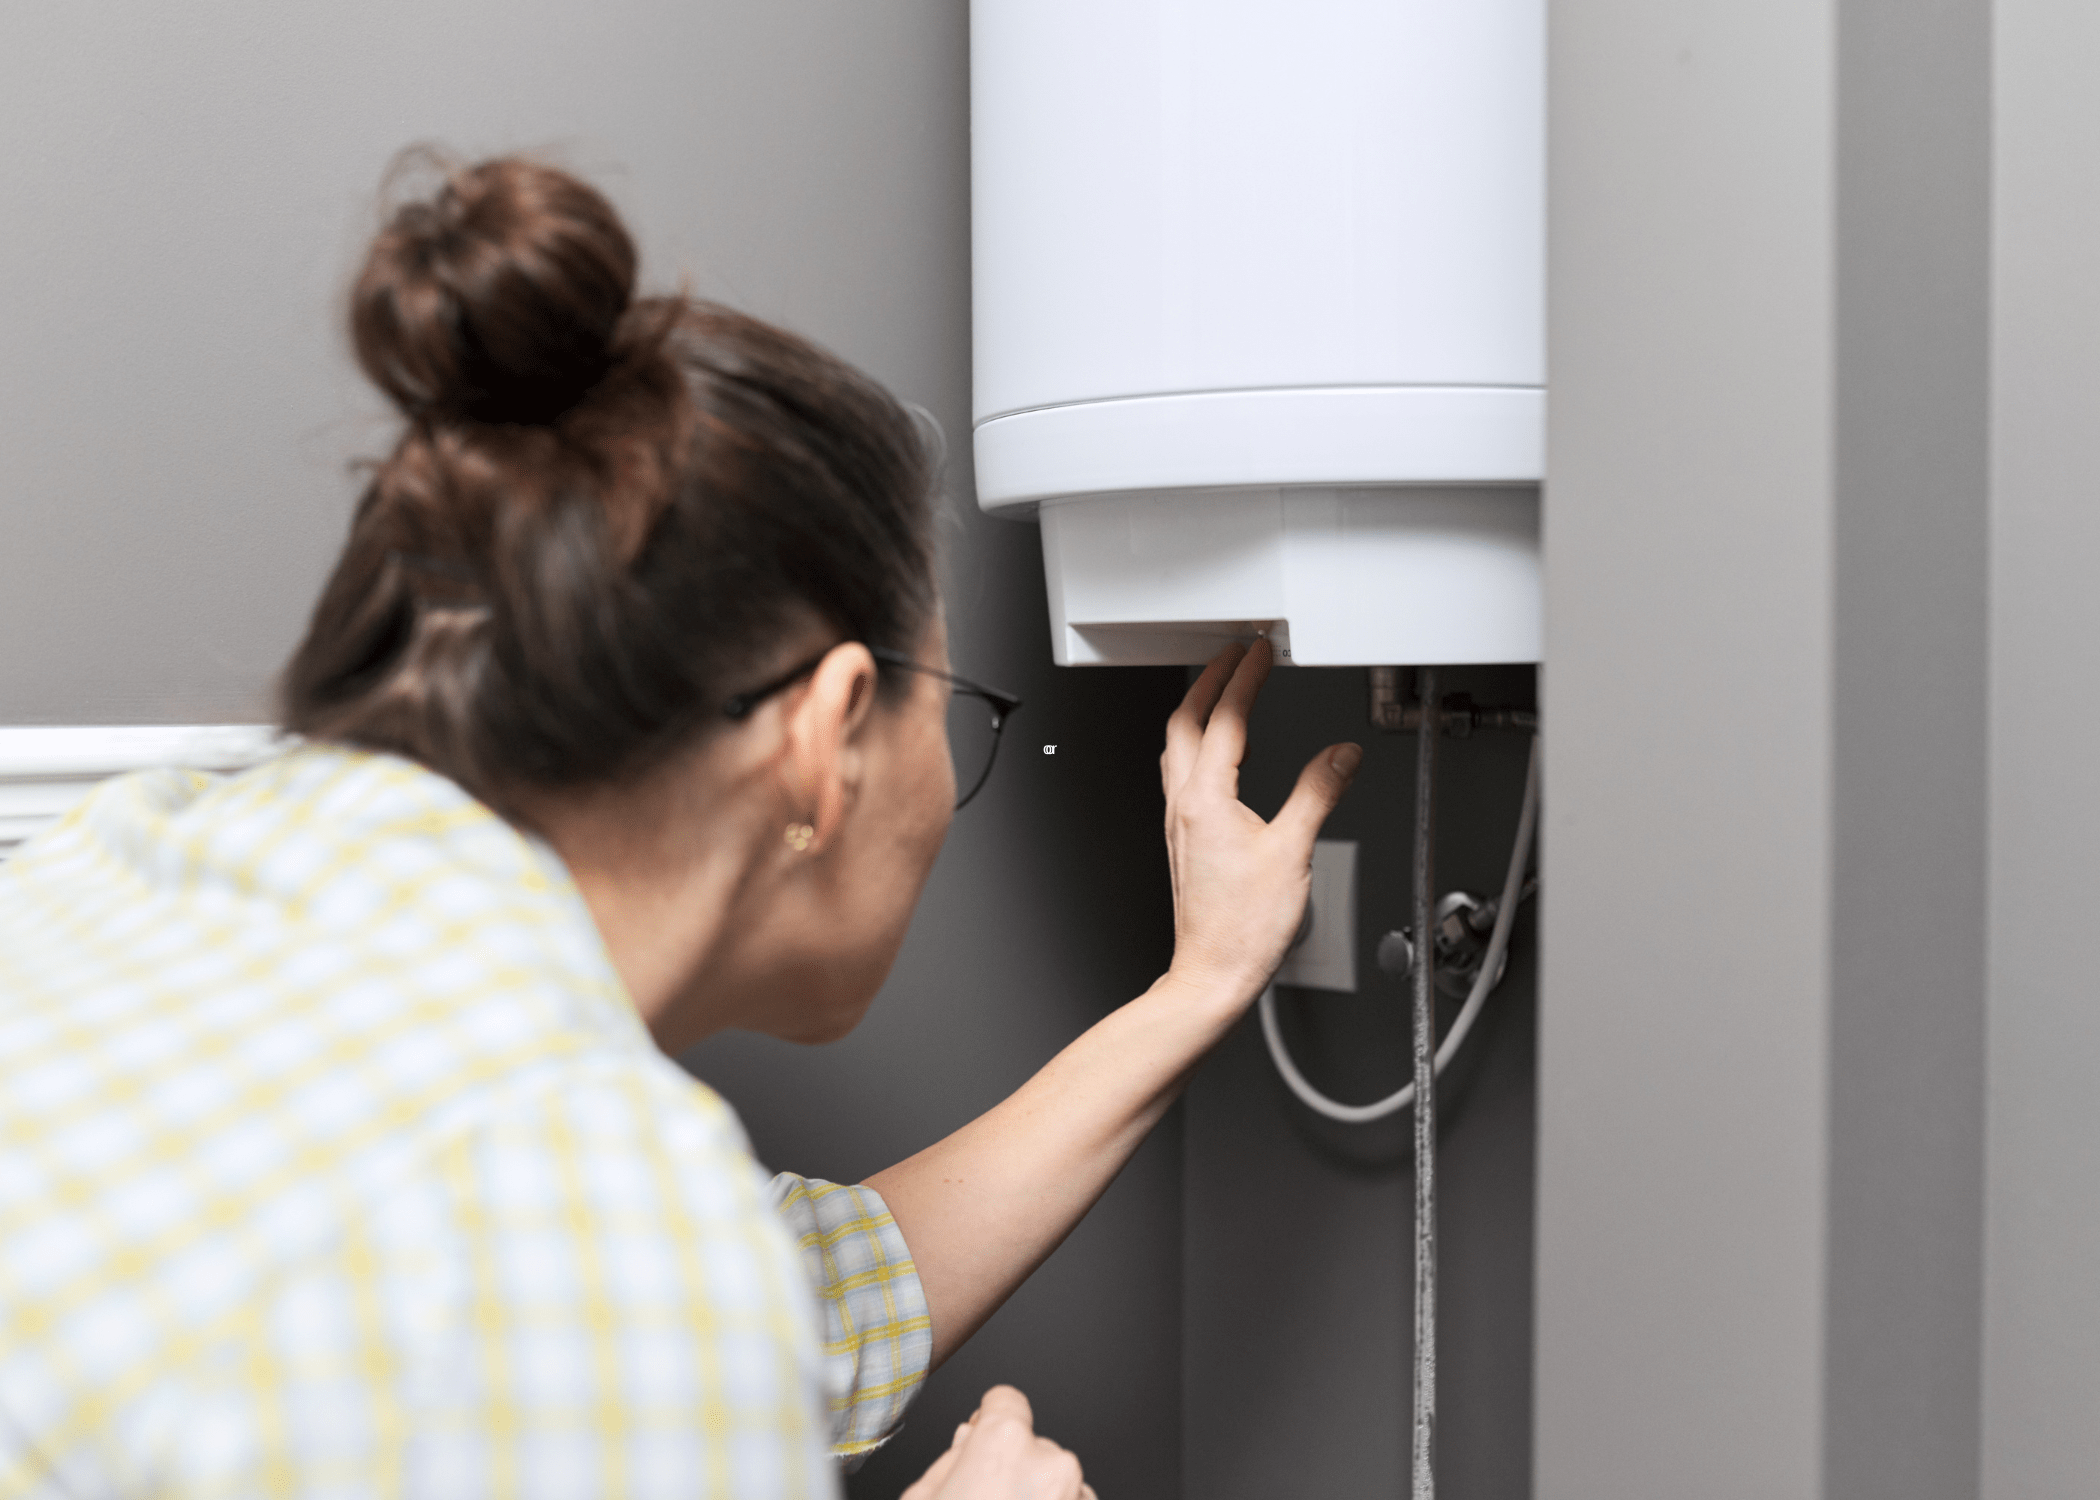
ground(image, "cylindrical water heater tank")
xmin=971 ymin=0 xmax=1545 ymax=666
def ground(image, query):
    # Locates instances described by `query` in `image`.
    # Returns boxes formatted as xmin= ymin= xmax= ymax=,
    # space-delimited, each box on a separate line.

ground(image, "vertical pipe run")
xmin=1412 ymin=667 xmax=1439 ymax=1498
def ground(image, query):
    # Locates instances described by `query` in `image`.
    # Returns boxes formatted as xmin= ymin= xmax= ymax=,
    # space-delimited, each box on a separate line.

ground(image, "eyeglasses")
xmin=722 ymin=644 xmax=1022 ymax=811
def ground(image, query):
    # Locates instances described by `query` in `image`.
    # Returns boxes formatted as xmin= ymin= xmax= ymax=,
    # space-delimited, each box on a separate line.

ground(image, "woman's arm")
xmin=866 ymin=967 xmax=1235 ymax=1366
xmin=867 ymin=639 xmax=1361 ymax=1367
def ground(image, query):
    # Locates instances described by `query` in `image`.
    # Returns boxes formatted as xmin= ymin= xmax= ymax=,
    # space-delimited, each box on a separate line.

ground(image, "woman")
xmin=0 ymin=157 xmax=1359 ymax=1498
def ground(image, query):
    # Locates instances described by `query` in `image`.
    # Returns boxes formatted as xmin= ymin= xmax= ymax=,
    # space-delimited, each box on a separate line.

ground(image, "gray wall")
xmin=1539 ymin=1 xmax=1837 ymax=1483
xmin=0 ymin=4 xmax=1189 ymax=1494
xmin=1827 ymin=3 xmax=1992 ymax=1491
xmin=0 ymin=3 xmax=964 ymax=726
xmin=1538 ymin=0 xmax=1990 ymax=1495
xmin=1982 ymin=0 xmax=2100 ymax=1492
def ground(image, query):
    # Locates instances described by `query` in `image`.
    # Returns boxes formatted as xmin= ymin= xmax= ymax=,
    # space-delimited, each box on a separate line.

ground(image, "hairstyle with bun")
xmin=282 ymin=154 xmax=939 ymax=815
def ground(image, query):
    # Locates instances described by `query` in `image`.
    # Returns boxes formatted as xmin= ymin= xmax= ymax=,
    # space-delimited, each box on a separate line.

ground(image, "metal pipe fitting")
xmin=1368 ymin=666 xmax=1539 ymax=736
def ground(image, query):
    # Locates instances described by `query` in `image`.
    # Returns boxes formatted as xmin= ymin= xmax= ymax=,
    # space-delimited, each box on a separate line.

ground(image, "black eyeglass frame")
xmin=720 ymin=644 xmax=1023 ymax=811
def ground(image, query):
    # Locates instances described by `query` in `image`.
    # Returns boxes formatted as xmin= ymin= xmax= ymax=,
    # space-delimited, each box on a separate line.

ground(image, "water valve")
xmin=1377 ymin=885 xmax=1533 ymax=996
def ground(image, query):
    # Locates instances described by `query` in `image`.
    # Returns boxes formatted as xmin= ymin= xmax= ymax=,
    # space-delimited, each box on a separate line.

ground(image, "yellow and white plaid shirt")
xmin=0 ymin=744 xmax=931 ymax=1498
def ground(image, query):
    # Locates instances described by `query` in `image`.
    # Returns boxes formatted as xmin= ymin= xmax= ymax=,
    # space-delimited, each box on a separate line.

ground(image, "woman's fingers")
xmin=909 ymin=1384 xmax=1087 ymax=1499
xmin=1029 ymin=1437 xmax=1086 ymax=1498
xmin=1273 ymin=742 xmax=1364 ymax=848
xmin=1162 ymin=643 xmax=1247 ymax=797
xmin=972 ymin=1384 xmax=1034 ymax=1427
xmin=1190 ymin=637 xmax=1274 ymax=789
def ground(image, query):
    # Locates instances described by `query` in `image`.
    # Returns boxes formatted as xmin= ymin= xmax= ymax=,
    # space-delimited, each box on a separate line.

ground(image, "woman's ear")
xmin=779 ymin=642 xmax=880 ymax=849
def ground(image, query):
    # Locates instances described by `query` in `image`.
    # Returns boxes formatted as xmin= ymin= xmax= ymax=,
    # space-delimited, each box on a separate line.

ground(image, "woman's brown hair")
xmin=282 ymin=155 xmax=939 ymax=813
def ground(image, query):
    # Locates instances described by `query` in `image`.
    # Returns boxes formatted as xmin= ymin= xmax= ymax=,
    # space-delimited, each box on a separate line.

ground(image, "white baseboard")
xmin=0 ymin=725 xmax=285 ymax=859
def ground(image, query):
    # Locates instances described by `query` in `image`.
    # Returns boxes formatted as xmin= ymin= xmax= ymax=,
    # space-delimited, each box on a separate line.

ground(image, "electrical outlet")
xmin=1273 ymin=839 xmax=1357 ymax=992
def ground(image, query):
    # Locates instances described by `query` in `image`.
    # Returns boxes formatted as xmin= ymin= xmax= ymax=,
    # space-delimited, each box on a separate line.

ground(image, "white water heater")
xmin=972 ymin=0 xmax=1545 ymax=666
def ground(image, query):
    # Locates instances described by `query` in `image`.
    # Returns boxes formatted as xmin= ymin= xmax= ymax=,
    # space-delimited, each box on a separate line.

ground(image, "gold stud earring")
xmin=784 ymin=822 xmax=815 ymax=853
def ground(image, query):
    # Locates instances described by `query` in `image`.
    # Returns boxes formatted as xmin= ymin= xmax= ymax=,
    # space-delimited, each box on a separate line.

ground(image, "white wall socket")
xmin=1273 ymin=839 xmax=1358 ymax=993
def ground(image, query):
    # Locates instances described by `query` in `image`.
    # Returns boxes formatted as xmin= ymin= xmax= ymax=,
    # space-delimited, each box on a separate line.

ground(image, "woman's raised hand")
xmin=1160 ymin=639 xmax=1361 ymax=1007
xmin=901 ymin=1386 xmax=1094 ymax=1500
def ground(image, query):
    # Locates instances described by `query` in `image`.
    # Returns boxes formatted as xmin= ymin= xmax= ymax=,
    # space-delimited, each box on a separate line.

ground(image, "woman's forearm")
xmin=865 ymin=968 xmax=1243 ymax=1369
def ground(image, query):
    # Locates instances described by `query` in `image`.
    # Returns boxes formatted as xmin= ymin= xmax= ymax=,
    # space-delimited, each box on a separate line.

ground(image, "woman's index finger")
xmin=1173 ymin=643 xmax=1246 ymax=728
xmin=1193 ymin=636 xmax=1274 ymax=782
xmin=1164 ymin=643 xmax=1247 ymax=789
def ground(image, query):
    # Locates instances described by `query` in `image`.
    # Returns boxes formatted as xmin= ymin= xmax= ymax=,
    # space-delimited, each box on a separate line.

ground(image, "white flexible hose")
xmin=1260 ymin=733 xmax=1541 ymax=1124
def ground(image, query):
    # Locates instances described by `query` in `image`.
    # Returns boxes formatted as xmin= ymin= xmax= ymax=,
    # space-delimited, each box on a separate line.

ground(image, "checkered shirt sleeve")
xmin=767 ymin=1175 xmax=932 ymax=1459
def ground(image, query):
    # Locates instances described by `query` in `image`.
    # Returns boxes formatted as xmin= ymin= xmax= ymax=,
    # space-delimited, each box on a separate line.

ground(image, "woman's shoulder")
xmin=4 ymin=741 xmax=533 ymax=929
xmin=9 ymin=739 xmax=643 ymax=1033
xmin=0 ymin=735 xmax=751 ymax=1303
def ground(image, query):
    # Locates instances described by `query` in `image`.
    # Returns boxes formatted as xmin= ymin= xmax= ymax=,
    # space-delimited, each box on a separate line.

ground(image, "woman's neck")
xmin=524 ymin=750 xmax=772 ymax=1052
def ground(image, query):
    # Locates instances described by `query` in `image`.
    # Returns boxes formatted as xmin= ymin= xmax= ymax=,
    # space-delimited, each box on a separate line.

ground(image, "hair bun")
xmin=352 ymin=156 xmax=638 ymax=424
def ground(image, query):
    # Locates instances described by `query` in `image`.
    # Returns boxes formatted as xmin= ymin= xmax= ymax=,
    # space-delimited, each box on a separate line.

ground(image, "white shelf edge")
xmin=0 ymin=724 xmax=284 ymax=860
